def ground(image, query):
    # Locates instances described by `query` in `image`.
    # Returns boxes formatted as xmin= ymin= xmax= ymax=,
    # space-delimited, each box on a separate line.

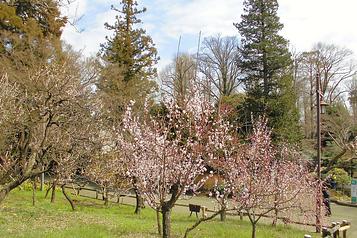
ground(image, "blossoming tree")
xmin=119 ymin=94 xmax=212 ymax=238
xmin=220 ymin=119 xmax=317 ymax=238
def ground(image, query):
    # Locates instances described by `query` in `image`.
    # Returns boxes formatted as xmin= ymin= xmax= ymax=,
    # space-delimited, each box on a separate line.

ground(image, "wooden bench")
xmin=189 ymin=204 xmax=201 ymax=218
xmin=188 ymin=204 xmax=207 ymax=218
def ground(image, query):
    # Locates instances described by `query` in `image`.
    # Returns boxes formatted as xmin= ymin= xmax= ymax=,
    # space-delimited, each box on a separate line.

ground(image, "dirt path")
xmin=329 ymin=203 xmax=357 ymax=237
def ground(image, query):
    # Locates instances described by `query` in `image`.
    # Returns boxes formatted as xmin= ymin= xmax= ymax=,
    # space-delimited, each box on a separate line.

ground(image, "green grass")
xmin=0 ymin=189 xmax=318 ymax=238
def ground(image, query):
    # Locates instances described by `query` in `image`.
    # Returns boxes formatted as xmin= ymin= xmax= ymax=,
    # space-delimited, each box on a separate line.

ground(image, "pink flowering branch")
xmin=118 ymin=89 xmax=213 ymax=238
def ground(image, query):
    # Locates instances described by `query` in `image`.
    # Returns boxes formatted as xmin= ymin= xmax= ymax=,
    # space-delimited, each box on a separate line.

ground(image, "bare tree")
xmin=322 ymin=102 xmax=356 ymax=171
xmin=296 ymin=51 xmax=318 ymax=138
xmin=86 ymin=152 xmax=129 ymax=206
xmin=198 ymin=35 xmax=242 ymax=101
xmin=296 ymin=43 xmax=356 ymax=138
xmin=160 ymin=53 xmax=196 ymax=107
xmin=0 ymin=51 xmax=92 ymax=202
xmin=314 ymin=43 xmax=357 ymax=103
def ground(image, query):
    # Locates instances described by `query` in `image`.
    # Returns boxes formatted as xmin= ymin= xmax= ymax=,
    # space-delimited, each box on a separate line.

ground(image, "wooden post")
xmin=331 ymin=222 xmax=336 ymax=238
xmin=201 ymin=206 xmax=206 ymax=218
xmin=322 ymin=227 xmax=329 ymax=238
xmin=336 ymin=222 xmax=340 ymax=238
xmin=239 ymin=211 xmax=243 ymax=221
xmin=341 ymin=220 xmax=349 ymax=238
xmin=342 ymin=220 xmax=347 ymax=238
xmin=331 ymin=222 xmax=338 ymax=238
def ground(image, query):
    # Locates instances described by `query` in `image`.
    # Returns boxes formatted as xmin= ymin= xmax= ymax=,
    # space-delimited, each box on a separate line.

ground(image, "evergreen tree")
xmin=0 ymin=0 xmax=66 ymax=58
xmin=100 ymin=0 xmax=158 ymax=82
xmin=98 ymin=0 xmax=158 ymax=215
xmin=234 ymin=0 xmax=301 ymax=143
xmin=98 ymin=0 xmax=159 ymax=119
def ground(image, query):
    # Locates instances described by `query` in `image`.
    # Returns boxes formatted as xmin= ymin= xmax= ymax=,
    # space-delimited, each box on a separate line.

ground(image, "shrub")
xmin=327 ymin=168 xmax=351 ymax=192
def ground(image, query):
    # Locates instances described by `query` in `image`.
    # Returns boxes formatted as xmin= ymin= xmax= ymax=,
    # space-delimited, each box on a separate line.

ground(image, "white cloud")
xmin=61 ymin=0 xmax=357 ymax=67
xmin=60 ymin=0 xmax=88 ymax=20
xmin=159 ymin=0 xmax=243 ymax=38
xmin=279 ymin=0 xmax=357 ymax=55
xmin=61 ymin=0 xmax=116 ymax=56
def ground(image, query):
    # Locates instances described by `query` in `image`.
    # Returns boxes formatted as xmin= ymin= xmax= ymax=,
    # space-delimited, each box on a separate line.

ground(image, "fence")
xmin=303 ymin=221 xmax=351 ymax=238
xmin=63 ymin=184 xmax=352 ymax=238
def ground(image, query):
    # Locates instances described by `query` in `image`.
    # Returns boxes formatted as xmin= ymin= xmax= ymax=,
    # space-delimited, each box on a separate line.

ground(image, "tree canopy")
xmin=234 ymin=0 xmax=301 ymax=143
xmin=100 ymin=0 xmax=158 ymax=82
xmin=0 ymin=0 xmax=66 ymax=58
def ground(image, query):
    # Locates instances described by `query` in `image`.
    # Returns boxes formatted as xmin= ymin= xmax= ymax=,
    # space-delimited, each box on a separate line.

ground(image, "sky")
xmin=61 ymin=0 xmax=357 ymax=70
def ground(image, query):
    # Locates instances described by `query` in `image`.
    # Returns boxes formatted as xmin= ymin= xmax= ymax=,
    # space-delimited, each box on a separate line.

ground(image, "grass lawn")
xmin=0 ymin=189 xmax=318 ymax=238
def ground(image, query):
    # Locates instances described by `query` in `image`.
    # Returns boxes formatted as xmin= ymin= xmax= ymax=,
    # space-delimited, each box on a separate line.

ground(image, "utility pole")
xmin=316 ymin=72 xmax=322 ymax=233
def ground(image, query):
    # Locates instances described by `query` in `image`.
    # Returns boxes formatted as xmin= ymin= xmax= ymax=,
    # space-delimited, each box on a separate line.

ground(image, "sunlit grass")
xmin=0 ymin=190 xmax=317 ymax=238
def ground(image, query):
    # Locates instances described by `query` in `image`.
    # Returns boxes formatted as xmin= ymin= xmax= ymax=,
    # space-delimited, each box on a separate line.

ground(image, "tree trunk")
xmin=0 ymin=188 xmax=7 ymax=203
xmin=134 ymin=188 xmax=143 ymax=214
xmin=272 ymin=208 xmax=278 ymax=226
xmin=32 ymin=179 xmax=36 ymax=206
xmin=61 ymin=184 xmax=75 ymax=211
xmin=0 ymin=162 xmax=45 ymax=204
xmin=310 ymin=69 xmax=314 ymax=139
xmin=251 ymin=222 xmax=257 ymax=238
xmin=162 ymin=206 xmax=172 ymax=238
xmin=0 ymin=181 xmax=22 ymax=203
xmin=247 ymin=212 xmax=257 ymax=238
xmin=51 ymin=181 xmax=57 ymax=203
xmin=103 ymin=188 xmax=109 ymax=206
xmin=40 ymin=171 xmax=45 ymax=191
xmin=45 ymin=183 xmax=52 ymax=199
xmin=156 ymin=209 xmax=162 ymax=235
xmin=220 ymin=209 xmax=226 ymax=222
xmin=272 ymin=184 xmax=279 ymax=226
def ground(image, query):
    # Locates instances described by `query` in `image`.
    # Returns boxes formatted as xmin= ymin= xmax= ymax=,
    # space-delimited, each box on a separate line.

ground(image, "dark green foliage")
xmin=234 ymin=0 xmax=301 ymax=143
xmin=149 ymin=102 xmax=169 ymax=120
xmin=98 ymin=0 xmax=158 ymax=121
xmin=97 ymin=2 xmax=158 ymax=216
xmin=324 ymin=103 xmax=354 ymax=142
xmin=100 ymin=0 xmax=158 ymax=82
xmin=97 ymin=63 xmax=157 ymax=121
xmin=0 ymin=0 xmax=66 ymax=57
xmin=319 ymin=103 xmax=356 ymax=172
xmin=234 ymin=0 xmax=291 ymax=93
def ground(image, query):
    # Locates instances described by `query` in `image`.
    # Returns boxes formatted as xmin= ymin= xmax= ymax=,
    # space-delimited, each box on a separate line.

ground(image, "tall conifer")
xmin=98 ymin=0 xmax=158 ymax=215
xmin=234 ymin=0 xmax=301 ymax=143
xmin=100 ymin=0 xmax=158 ymax=82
